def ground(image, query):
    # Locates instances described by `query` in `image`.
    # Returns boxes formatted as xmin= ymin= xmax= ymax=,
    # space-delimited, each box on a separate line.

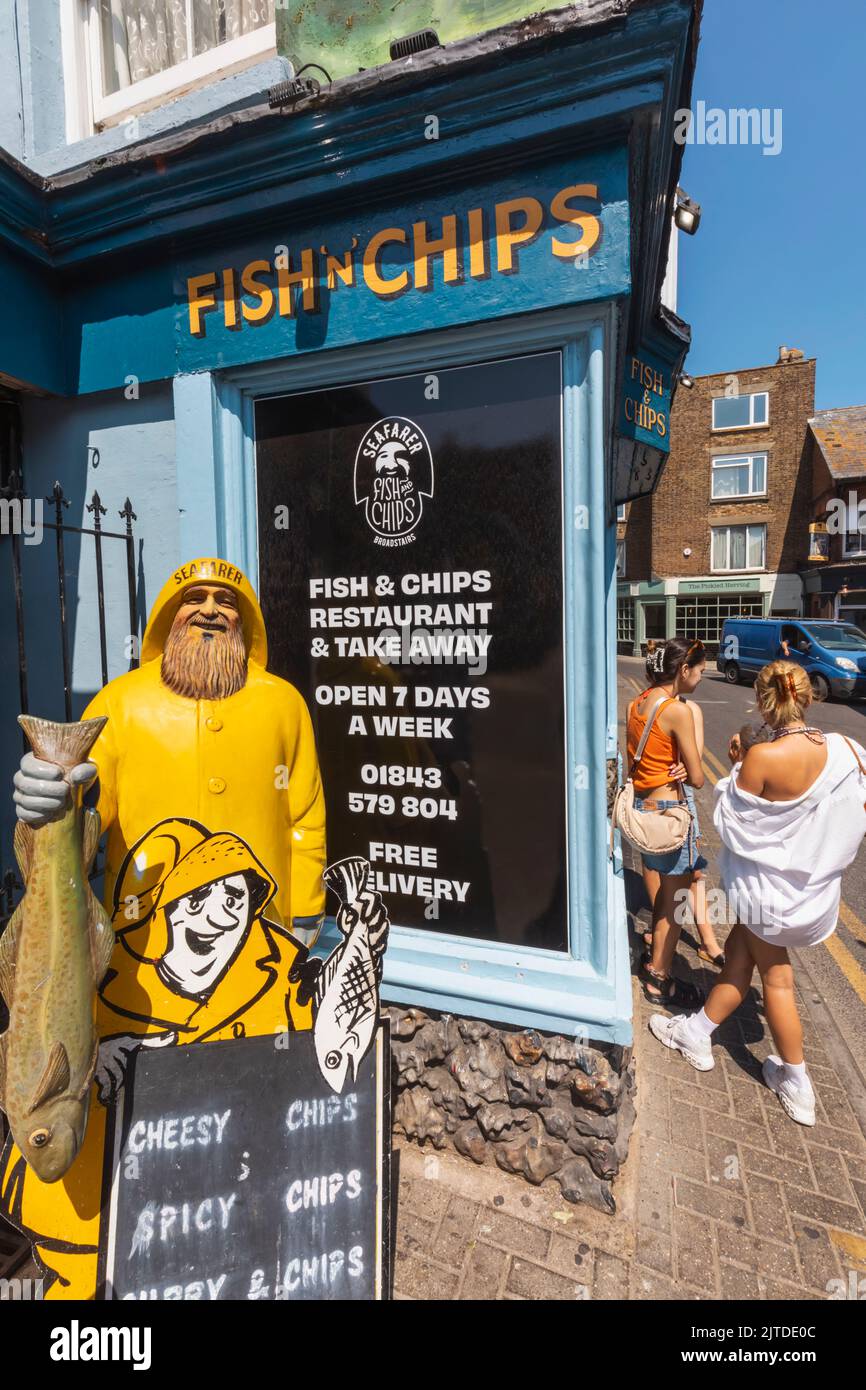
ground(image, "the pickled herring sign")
xmin=255 ymin=352 xmax=568 ymax=951
xmin=177 ymin=150 xmax=629 ymax=371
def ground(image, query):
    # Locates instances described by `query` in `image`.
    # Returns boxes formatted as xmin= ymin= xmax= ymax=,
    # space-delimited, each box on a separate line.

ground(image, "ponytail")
xmin=755 ymin=660 xmax=812 ymax=728
xmin=645 ymin=636 xmax=706 ymax=686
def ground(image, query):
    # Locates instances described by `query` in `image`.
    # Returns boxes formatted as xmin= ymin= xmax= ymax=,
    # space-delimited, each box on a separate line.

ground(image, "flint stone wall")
xmin=388 ymin=1006 xmax=635 ymax=1213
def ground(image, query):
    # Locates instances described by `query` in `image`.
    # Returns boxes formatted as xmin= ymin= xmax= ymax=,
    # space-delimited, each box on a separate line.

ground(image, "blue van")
xmin=717 ymin=618 xmax=866 ymax=701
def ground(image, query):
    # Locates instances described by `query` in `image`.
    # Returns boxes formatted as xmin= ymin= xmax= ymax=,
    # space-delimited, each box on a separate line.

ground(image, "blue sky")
xmin=676 ymin=0 xmax=866 ymax=409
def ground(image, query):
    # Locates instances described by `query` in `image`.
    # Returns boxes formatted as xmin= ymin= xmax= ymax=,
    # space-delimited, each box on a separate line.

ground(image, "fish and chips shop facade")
xmin=0 ymin=0 xmax=699 ymax=1211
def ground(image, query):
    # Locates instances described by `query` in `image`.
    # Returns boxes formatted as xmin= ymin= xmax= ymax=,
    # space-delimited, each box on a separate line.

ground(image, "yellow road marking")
xmin=839 ymin=900 xmax=866 ymax=947
xmin=828 ymin=1228 xmax=866 ymax=1270
xmin=701 ymin=761 xmax=718 ymax=786
xmin=702 ymin=746 xmax=729 ymax=781
xmin=822 ymin=932 xmax=866 ymax=1009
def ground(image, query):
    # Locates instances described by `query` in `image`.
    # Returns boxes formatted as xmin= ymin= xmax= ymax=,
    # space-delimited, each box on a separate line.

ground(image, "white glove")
xmin=13 ymin=752 xmax=97 ymax=825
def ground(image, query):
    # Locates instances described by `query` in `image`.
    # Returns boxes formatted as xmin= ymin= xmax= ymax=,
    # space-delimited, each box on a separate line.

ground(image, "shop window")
xmin=676 ymin=594 xmax=764 ymax=644
xmin=79 ymin=1 xmax=275 ymax=127
xmin=711 ymin=392 xmax=769 ymax=431
xmin=617 ymin=598 xmax=634 ymax=646
xmin=711 ymin=523 xmax=766 ymax=572
xmin=254 ymin=350 xmax=568 ymax=952
xmin=710 ymin=452 xmax=767 ymax=499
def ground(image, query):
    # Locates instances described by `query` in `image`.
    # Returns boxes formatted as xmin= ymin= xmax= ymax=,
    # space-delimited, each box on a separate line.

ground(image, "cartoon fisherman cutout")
xmin=3 ymin=558 xmax=388 ymax=1299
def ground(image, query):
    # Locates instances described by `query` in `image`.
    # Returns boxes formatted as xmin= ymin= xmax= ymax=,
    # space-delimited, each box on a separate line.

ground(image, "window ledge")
xmin=42 ymin=55 xmax=289 ymax=178
xmin=93 ymin=24 xmax=277 ymax=129
xmin=709 ymin=494 xmax=769 ymax=504
xmin=711 ymin=423 xmax=770 ymax=434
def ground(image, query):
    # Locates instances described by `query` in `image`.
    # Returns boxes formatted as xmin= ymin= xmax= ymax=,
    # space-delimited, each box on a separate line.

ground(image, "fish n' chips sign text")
xmin=177 ymin=149 xmax=630 ymax=372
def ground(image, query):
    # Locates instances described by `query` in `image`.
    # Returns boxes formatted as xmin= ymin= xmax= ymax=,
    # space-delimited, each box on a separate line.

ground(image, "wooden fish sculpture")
xmin=0 ymin=715 xmax=114 ymax=1183
xmin=314 ymin=856 xmax=385 ymax=1094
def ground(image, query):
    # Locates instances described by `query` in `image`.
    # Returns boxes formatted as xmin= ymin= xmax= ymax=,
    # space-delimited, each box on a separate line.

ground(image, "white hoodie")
xmin=713 ymin=732 xmax=866 ymax=948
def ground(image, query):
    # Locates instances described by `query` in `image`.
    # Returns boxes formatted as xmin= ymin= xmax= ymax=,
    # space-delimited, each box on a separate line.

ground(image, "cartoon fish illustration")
xmin=0 ymin=715 xmax=114 ymax=1183
xmin=313 ymin=856 xmax=386 ymax=1094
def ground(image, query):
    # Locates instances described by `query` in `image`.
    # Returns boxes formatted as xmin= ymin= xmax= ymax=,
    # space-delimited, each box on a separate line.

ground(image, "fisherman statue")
xmin=2 ymin=557 xmax=387 ymax=1300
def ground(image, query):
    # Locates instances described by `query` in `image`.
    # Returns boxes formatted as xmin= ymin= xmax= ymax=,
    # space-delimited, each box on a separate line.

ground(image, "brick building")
xmin=616 ymin=347 xmax=816 ymax=652
xmin=801 ymin=406 xmax=866 ymax=631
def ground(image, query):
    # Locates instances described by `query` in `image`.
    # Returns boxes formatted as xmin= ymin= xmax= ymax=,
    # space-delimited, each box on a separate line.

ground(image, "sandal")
xmin=697 ymin=947 xmax=726 ymax=969
xmin=639 ymin=960 xmax=704 ymax=1009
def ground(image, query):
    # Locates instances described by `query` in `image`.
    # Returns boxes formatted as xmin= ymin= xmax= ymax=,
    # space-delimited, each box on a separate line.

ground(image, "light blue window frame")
xmin=173 ymin=301 xmax=631 ymax=1042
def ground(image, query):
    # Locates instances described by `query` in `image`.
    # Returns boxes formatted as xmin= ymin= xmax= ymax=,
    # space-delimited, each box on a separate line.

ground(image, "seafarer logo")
xmin=354 ymin=417 xmax=434 ymax=547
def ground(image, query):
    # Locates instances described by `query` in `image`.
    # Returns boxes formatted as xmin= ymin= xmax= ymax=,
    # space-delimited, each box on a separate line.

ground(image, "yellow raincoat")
xmin=0 ymin=557 xmax=326 ymax=1298
xmin=85 ymin=557 xmax=326 ymax=933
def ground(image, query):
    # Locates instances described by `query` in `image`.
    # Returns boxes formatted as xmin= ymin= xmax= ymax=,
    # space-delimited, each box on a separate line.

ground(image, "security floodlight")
xmin=674 ymin=188 xmax=702 ymax=235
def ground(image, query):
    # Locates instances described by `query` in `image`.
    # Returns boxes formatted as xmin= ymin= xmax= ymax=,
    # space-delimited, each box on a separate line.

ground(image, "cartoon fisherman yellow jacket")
xmin=84 ymin=558 xmax=326 ymax=934
xmin=0 ymin=559 xmax=326 ymax=1299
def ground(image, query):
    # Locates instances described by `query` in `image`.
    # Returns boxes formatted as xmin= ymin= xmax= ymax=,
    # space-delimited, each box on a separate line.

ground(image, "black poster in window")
xmin=255 ymin=352 xmax=567 ymax=950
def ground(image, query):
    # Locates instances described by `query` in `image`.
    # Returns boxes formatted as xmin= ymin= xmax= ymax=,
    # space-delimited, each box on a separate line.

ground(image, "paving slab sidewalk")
xmin=394 ymin=953 xmax=866 ymax=1302
xmin=394 ymin=788 xmax=866 ymax=1302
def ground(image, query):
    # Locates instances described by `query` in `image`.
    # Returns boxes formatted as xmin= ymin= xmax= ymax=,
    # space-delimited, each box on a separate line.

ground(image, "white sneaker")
xmin=649 ymin=1013 xmax=715 ymax=1071
xmin=762 ymin=1056 xmax=816 ymax=1126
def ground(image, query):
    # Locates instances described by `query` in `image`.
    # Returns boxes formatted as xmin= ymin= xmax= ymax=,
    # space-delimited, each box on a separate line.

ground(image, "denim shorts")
xmin=635 ymin=795 xmax=699 ymax=876
xmin=682 ymin=784 xmax=708 ymax=872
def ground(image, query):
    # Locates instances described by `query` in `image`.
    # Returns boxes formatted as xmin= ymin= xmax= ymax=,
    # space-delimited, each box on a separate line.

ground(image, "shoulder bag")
xmin=611 ymin=695 xmax=691 ymax=856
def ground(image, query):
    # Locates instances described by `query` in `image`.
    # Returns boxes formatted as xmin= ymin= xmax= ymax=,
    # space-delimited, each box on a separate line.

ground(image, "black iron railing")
xmin=0 ymin=476 xmax=139 ymax=918
xmin=35 ymin=479 xmax=139 ymax=721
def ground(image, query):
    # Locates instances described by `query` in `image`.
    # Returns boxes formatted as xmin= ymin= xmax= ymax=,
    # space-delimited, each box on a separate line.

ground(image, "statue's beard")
xmin=161 ymin=618 xmax=248 ymax=700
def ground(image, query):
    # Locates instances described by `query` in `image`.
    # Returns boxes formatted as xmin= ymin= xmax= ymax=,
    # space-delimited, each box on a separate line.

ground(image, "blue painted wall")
xmin=0 ymin=381 xmax=176 ymax=867
xmin=0 ymin=0 xmax=290 ymax=173
xmin=0 ymin=1 xmax=75 ymax=163
xmin=35 ymin=56 xmax=293 ymax=177
xmin=63 ymin=149 xmax=629 ymax=394
xmin=0 ymin=240 xmax=65 ymax=393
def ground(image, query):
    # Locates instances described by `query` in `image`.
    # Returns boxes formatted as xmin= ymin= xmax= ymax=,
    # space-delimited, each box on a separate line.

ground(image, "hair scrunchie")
xmin=786 ymin=672 xmax=798 ymax=698
xmin=650 ymin=647 xmax=666 ymax=674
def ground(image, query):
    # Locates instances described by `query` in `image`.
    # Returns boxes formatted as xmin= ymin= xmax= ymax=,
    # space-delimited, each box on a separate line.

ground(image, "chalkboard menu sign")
xmin=255 ymin=351 xmax=567 ymax=950
xmin=99 ymin=1028 xmax=390 ymax=1301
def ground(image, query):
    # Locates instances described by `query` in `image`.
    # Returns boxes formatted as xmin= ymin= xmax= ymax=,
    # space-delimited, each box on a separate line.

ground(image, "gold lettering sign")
xmin=624 ymin=355 xmax=669 ymax=440
xmin=186 ymin=183 xmax=603 ymax=337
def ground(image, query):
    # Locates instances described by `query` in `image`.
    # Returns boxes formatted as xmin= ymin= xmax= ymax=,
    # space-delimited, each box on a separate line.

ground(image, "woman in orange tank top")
xmin=625 ymin=638 xmax=706 ymax=1006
